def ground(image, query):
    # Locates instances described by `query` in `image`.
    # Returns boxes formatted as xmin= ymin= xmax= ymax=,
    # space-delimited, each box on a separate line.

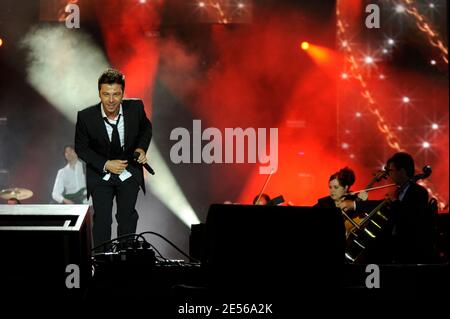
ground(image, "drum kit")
xmin=0 ymin=187 xmax=33 ymax=203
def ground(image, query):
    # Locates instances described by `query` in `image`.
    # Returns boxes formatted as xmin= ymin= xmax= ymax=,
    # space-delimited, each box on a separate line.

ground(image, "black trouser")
xmin=91 ymin=175 xmax=140 ymax=251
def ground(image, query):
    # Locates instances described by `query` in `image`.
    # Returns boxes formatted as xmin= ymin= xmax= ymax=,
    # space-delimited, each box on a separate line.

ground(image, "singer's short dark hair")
xmin=387 ymin=152 xmax=415 ymax=177
xmin=98 ymin=68 xmax=125 ymax=91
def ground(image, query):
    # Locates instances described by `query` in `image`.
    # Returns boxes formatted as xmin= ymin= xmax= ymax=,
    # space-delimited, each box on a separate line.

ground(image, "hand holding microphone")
xmin=133 ymin=149 xmax=155 ymax=175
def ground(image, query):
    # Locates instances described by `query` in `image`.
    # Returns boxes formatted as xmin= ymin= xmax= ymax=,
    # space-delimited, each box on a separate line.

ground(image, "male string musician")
xmin=75 ymin=69 xmax=152 ymax=251
xmin=51 ymin=145 xmax=88 ymax=204
xmin=340 ymin=152 xmax=435 ymax=263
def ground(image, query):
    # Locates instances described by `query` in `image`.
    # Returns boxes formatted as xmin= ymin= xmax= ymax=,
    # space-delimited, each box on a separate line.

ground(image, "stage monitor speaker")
xmin=203 ymin=204 xmax=345 ymax=295
xmin=189 ymin=223 xmax=206 ymax=262
xmin=0 ymin=205 xmax=92 ymax=301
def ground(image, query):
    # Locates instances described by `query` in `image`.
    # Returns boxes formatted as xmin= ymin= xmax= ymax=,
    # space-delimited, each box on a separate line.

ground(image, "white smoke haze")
xmin=158 ymin=36 xmax=201 ymax=101
xmin=21 ymin=25 xmax=109 ymax=122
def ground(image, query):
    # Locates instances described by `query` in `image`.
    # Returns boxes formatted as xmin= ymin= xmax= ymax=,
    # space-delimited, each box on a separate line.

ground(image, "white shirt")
xmin=101 ymin=104 xmax=131 ymax=181
xmin=52 ymin=160 xmax=88 ymax=203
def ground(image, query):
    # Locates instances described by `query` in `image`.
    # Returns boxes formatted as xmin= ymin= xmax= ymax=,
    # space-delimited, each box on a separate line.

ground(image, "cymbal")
xmin=0 ymin=188 xmax=34 ymax=200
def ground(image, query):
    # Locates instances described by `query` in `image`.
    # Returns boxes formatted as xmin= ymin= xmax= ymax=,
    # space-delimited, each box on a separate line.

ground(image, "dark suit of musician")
xmin=75 ymin=97 xmax=152 ymax=249
xmin=354 ymin=179 xmax=433 ymax=264
xmin=386 ymin=182 xmax=432 ymax=263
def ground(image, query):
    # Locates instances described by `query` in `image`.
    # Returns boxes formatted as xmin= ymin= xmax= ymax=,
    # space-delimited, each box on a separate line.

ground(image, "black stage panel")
xmin=0 ymin=205 xmax=92 ymax=301
xmin=203 ymin=204 xmax=346 ymax=296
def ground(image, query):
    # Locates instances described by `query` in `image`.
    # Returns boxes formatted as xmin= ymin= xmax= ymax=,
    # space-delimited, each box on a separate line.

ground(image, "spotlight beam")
xmin=21 ymin=25 xmax=109 ymax=122
xmin=144 ymin=142 xmax=201 ymax=226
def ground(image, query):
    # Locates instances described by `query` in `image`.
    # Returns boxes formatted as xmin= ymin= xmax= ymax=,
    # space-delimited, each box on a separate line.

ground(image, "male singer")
xmin=75 ymin=68 xmax=152 ymax=250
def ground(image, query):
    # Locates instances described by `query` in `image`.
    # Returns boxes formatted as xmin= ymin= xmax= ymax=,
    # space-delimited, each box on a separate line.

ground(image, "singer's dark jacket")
xmin=75 ymin=98 xmax=152 ymax=197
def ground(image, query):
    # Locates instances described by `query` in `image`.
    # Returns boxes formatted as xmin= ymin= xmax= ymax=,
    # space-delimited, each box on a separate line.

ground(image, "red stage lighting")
xmin=301 ymin=41 xmax=309 ymax=50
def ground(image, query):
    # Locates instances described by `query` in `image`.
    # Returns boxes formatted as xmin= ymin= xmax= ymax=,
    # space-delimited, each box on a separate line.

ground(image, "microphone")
xmin=133 ymin=152 xmax=155 ymax=175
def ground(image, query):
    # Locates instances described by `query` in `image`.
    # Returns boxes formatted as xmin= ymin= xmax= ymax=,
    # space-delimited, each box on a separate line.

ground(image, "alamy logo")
xmin=170 ymin=120 xmax=278 ymax=174
xmin=65 ymin=4 xmax=80 ymax=29
xmin=365 ymin=264 xmax=380 ymax=288
xmin=65 ymin=264 xmax=80 ymax=289
xmin=365 ymin=4 xmax=380 ymax=29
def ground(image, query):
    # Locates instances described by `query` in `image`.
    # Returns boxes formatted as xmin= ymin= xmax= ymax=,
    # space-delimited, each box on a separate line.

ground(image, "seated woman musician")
xmin=314 ymin=167 xmax=363 ymax=209
xmin=314 ymin=167 xmax=370 ymax=240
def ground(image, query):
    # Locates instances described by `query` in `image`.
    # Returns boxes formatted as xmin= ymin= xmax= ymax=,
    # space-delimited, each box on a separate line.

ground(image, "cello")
xmin=341 ymin=169 xmax=391 ymax=235
xmin=344 ymin=166 xmax=432 ymax=263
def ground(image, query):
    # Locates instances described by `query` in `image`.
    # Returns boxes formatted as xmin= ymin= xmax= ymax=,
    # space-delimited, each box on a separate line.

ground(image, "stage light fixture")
xmin=395 ymin=4 xmax=406 ymax=13
xmin=301 ymin=41 xmax=309 ymax=50
xmin=364 ymin=56 xmax=374 ymax=64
